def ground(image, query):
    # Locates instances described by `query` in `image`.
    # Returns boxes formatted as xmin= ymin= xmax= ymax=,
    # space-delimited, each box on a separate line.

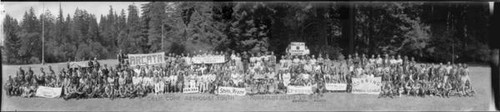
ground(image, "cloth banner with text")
xmin=286 ymin=86 xmax=313 ymax=95
xmin=325 ymin=83 xmax=347 ymax=91
xmin=127 ymin=52 xmax=166 ymax=66
xmin=191 ymin=55 xmax=226 ymax=64
xmin=217 ymin=87 xmax=246 ymax=96
xmin=183 ymin=87 xmax=200 ymax=94
xmin=35 ymin=86 xmax=62 ymax=98
xmin=351 ymin=77 xmax=382 ymax=94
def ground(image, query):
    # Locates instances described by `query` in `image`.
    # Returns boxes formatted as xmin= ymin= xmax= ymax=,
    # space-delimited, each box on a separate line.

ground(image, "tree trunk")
xmin=340 ymin=3 xmax=354 ymax=55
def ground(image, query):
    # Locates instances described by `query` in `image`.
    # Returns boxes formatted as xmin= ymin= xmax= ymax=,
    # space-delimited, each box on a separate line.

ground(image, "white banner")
xmin=35 ymin=86 xmax=62 ymax=98
xmin=192 ymin=55 xmax=226 ymax=64
xmin=127 ymin=52 xmax=166 ymax=66
xmin=351 ymin=77 xmax=382 ymax=94
xmin=325 ymin=83 xmax=347 ymax=91
xmin=183 ymin=87 xmax=199 ymax=94
xmin=286 ymin=86 xmax=313 ymax=95
xmin=217 ymin=87 xmax=246 ymax=96
xmin=69 ymin=61 xmax=90 ymax=68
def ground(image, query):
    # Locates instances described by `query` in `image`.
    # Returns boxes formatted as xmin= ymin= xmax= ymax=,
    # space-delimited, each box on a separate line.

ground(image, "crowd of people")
xmin=4 ymin=50 xmax=475 ymax=100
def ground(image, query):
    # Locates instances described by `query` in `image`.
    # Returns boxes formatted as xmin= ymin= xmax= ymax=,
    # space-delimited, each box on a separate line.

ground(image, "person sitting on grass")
xmin=118 ymin=84 xmax=127 ymax=98
xmin=104 ymin=82 xmax=114 ymax=99
xmin=125 ymin=84 xmax=136 ymax=98
xmin=396 ymin=82 xmax=404 ymax=97
xmin=88 ymin=83 xmax=103 ymax=98
xmin=63 ymin=84 xmax=76 ymax=100
xmin=464 ymin=80 xmax=475 ymax=97
xmin=443 ymin=81 xmax=453 ymax=98
xmin=379 ymin=81 xmax=393 ymax=98
xmin=136 ymin=84 xmax=146 ymax=97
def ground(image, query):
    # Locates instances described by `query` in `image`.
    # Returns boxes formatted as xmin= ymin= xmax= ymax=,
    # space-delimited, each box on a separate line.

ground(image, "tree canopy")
xmin=2 ymin=2 xmax=491 ymax=64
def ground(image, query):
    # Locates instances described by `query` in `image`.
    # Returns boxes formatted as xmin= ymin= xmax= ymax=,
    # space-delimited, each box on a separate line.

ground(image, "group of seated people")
xmin=3 ymin=50 xmax=475 ymax=100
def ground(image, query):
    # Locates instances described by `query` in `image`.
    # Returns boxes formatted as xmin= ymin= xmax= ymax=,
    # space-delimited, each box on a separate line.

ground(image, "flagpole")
xmin=42 ymin=2 xmax=45 ymax=65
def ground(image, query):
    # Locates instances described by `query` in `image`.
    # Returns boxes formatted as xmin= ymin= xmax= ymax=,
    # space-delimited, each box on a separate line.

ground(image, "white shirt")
xmin=231 ymin=54 xmax=237 ymax=60
xmin=184 ymin=57 xmax=192 ymax=65
xmin=395 ymin=59 xmax=403 ymax=65
xmin=310 ymin=59 xmax=317 ymax=65
xmin=389 ymin=59 xmax=397 ymax=64
xmin=376 ymin=58 xmax=383 ymax=65
xmin=134 ymin=68 xmax=141 ymax=76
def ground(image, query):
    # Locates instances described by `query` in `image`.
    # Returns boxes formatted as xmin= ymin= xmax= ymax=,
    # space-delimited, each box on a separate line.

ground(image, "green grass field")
xmin=1 ymin=59 xmax=495 ymax=111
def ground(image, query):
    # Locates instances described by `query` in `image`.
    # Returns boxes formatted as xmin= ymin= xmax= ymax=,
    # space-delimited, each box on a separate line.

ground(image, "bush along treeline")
xmin=2 ymin=2 xmax=492 ymax=64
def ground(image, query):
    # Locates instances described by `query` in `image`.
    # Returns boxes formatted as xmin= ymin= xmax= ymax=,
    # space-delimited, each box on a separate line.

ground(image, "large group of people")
xmin=4 ymin=50 xmax=476 ymax=100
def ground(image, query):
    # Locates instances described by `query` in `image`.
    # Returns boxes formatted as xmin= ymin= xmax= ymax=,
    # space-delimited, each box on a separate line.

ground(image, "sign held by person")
xmin=217 ymin=87 xmax=246 ymax=96
xmin=286 ymin=86 xmax=313 ymax=95
xmin=325 ymin=83 xmax=348 ymax=91
xmin=183 ymin=87 xmax=200 ymax=94
xmin=192 ymin=55 xmax=226 ymax=64
xmin=127 ymin=52 xmax=166 ymax=66
xmin=351 ymin=77 xmax=382 ymax=94
xmin=286 ymin=42 xmax=310 ymax=55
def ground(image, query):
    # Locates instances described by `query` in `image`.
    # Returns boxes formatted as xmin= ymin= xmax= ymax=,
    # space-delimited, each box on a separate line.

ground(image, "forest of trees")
xmin=2 ymin=2 xmax=492 ymax=64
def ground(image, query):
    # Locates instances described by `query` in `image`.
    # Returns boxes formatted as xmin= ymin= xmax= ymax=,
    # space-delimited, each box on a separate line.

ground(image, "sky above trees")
xmin=1 ymin=2 xmax=148 ymax=45
xmin=2 ymin=2 xmax=148 ymax=21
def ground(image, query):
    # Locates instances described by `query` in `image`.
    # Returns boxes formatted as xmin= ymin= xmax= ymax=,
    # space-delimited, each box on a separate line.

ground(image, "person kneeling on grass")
xmin=89 ymin=84 xmax=103 ymax=98
xmin=395 ymin=83 xmax=404 ymax=97
xmin=136 ymin=84 xmax=146 ymax=97
xmin=379 ymin=81 xmax=393 ymax=98
xmin=464 ymin=81 xmax=475 ymax=97
xmin=315 ymin=77 xmax=325 ymax=96
xmin=126 ymin=84 xmax=137 ymax=98
xmin=4 ymin=76 xmax=14 ymax=97
xmin=443 ymin=82 xmax=453 ymax=98
xmin=63 ymin=84 xmax=82 ymax=100
xmin=118 ymin=85 xmax=127 ymax=98
xmin=21 ymin=83 xmax=34 ymax=98
xmin=104 ymin=83 xmax=114 ymax=99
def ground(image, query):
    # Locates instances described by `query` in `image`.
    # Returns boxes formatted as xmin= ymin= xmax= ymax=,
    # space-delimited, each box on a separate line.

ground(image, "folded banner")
xmin=35 ymin=86 xmax=62 ymax=98
xmin=183 ymin=87 xmax=200 ymax=94
xmin=351 ymin=77 xmax=382 ymax=94
xmin=192 ymin=55 xmax=226 ymax=64
xmin=286 ymin=86 xmax=313 ymax=95
xmin=325 ymin=83 xmax=347 ymax=91
xmin=217 ymin=87 xmax=246 ymax=96
xmin=127 ymin=52 xmax=166 ymax=66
